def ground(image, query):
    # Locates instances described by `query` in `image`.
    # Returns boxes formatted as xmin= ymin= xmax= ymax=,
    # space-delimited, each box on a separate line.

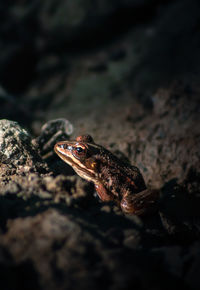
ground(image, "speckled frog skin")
xmin=54 ymin=135 xmax=158 ymax=215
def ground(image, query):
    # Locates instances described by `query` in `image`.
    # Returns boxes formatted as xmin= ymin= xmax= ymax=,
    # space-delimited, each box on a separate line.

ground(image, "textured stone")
xmin=0 ymin=119 xmax=48 ymax=175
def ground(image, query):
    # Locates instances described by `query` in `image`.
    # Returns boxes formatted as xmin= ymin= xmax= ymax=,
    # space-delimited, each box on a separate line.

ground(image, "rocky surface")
xmin=0 ymin=0 xmax=200 ymax=290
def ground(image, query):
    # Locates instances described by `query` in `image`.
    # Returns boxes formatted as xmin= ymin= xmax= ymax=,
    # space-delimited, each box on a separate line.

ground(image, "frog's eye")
xmin=74 ymin=146 xmax=86 ymax=157
xmin=76 ymin=147 xmax=83 ymax=153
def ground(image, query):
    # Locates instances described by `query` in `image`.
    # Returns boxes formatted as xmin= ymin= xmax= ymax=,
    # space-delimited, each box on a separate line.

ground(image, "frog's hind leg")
xmin=120 ymin=189 xmax=159 ymax=216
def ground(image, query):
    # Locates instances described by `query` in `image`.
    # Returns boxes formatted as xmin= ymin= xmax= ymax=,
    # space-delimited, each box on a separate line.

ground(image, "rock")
xmin=0 ymin=206 xmax=190 ymax=290
xmin=0 ymin=119 xmax=93 ymax=212
xmin=33 ymin=118 xmax=73 ymax=157
xmin=0 ymin=208 xmax=141 ymax=290
xmin=0 ymin=119 xmax=48 ymax=176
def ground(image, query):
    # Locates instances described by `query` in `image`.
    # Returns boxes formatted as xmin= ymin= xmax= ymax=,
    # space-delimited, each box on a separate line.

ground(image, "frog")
xmin=54 ymin=134 xmax=158 ymax=215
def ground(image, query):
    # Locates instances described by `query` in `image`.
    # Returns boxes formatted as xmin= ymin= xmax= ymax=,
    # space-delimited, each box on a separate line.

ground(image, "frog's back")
xmin=123 ymin=163 xmax=147 ymax=193
xmin=97 ymin=147 xmax=146 ymax=195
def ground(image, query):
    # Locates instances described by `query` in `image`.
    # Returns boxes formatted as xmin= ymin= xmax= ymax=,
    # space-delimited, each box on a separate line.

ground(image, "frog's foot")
xmin=120 ymin=189 xmax=160 ymax=216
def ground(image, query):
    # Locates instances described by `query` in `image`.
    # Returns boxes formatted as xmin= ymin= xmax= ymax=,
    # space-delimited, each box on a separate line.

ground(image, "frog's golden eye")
xmin=76 ymin=147 xmax=84 ymax=153
xmin=73 ymin=145 xmax=86 ymax=157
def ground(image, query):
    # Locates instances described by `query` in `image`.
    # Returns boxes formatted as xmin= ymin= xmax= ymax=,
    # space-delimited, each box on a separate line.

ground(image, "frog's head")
xmin=54 ymin=135 xmax=101 ymax=182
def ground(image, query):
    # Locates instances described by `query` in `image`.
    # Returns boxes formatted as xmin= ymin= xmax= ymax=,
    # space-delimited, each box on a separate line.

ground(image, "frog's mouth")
xmin=54 ymin=144 xmax=97 ymax=183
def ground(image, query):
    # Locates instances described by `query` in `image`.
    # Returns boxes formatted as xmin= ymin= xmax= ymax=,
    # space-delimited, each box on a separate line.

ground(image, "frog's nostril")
xmin=58 ymin=143 xmax=67 ymax=149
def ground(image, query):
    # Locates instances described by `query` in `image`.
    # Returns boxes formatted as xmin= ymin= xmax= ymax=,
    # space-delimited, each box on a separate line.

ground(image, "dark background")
xmin=1 ymin=0 xmax=200 ymax=129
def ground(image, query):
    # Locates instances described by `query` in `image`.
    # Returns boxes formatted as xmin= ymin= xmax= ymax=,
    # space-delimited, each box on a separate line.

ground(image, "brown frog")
xmin=54 ymin=135 xmax=158 ymax=215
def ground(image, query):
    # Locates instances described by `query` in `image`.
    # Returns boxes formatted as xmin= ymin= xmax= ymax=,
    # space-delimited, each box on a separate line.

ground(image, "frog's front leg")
xmin=120 ymin=189 xmax=159 ymax=215
xmin=95 ymin=183 xmax=113 ymax=202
